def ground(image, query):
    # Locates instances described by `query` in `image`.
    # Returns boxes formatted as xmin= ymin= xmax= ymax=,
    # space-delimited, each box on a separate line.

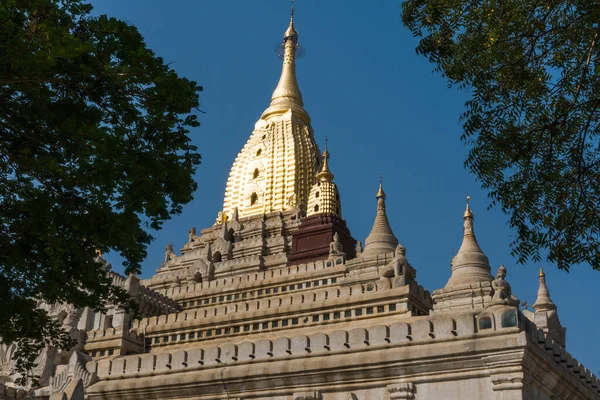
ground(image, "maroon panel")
xmin=287 ymin=213 xmax=356 ymax=266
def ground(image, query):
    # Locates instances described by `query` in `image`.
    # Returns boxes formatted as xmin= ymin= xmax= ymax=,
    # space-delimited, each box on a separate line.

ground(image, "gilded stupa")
xmin=1 ymin=6 xmax=598 ymax=400
xmin=222 ymin=10 xmax=320 ymax=220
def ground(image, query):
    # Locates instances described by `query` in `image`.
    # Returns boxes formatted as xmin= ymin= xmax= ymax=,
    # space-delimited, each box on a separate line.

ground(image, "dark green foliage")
xmin=402 ymin=0 xmax=600 ymax=271
xmin=0 ymin=0 xmax=201 ymax=382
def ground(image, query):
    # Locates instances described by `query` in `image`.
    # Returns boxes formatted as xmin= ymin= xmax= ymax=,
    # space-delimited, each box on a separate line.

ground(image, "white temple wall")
xmin=322 ymin=387 xmax=388 ymax=400
xmin=414 ymin=379 xmax=494 ymax=400
xmin=523 ymin=385 xmax=554 ymax=400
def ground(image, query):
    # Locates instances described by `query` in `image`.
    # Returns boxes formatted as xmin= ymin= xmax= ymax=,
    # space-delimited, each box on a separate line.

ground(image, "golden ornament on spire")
xmin=316 ymin=139 xmax=334 ymax=182
xmin=376 ymin=174 xmax=386 ymax=199
xmin=464 ymin=194 xmax=473 ymax=218
xmin=261 ymin=0 xmax=308 ymax=123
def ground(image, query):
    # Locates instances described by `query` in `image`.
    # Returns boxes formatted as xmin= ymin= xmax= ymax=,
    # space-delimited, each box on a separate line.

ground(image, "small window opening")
xmin=250 ymin=193 xmax=258 ymax=205
xmin=501 ymin=310 xmax=517 ymax=328
xmin=256 ymin=149 xmax=262 ymax=156
xmin=253 ymin=168 xmax=259 ymax=179
xmin=479 ymin=317 xmax=492 ymax=330
xmin=314 ymin=204 xmax=319 ymax=212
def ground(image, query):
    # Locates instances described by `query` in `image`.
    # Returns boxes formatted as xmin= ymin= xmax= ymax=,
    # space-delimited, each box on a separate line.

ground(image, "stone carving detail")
xmin=170 ymin=276 xmax=181 ymax=288
xmin=192 ymin=259 xmax=214 ymax=282
xmin=211 ymin=237 xmax=233 ymax=261
xmin=491 ymin=265 xmax=519 ymax=306
xmin=216 ymin=211 xmax=229 ymax=225
xmin=293 ymin=390 xmax=320 ymax=400
xmin=187 ymin=228 xmax=196 ymax=245
xmin=290 ymin=204 xmax=305 ymax=221
xmin=50 ymin=351 xmax=97 ymax=395
xmin=63 ymin=308 xmax=81 ymax=332
xmin=355 ymin=240 xmax=362 ymax=257
xmin=346 ymin=394 xmax=358 ymax=400
xmin=387 ymin=382 xmax=415 ymax=400
xmin=33 ymin=346 xmax=59 ymax=387
xmin=393 ymin=245 xmax=415 ymax=285
xmin=164 ymin=244 xmax=176 ymax=263
xmin=380 ymin=244 xmax=415 ymax=287
xmin=188 ymin=270 xmax=203 ymax=284
xmin=329 ymin=232 xmax=345 ymax=257
xmin=288 ymin=193 xmax=297 ymax=207
xmin=0 ymin=343 xmax=17 ymax=380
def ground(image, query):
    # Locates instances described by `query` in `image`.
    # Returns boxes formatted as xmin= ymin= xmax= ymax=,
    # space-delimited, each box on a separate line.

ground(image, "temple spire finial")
xmin=464 ymin=194 xmax=473 ymax=218
xmin=532 ymin=267 xmax=557 ymax=312
xmin=376 ymin=174 xmax=385 ymax=199
xmin=362 ymin=175 xmax=398 ymax=257
xmin=444 ymin=197 xmax=493 ymax=288
xmin=316 ymin=139 xmax=334 ymax=182
xmin=261 ymin=2 xmax=308 ymax=122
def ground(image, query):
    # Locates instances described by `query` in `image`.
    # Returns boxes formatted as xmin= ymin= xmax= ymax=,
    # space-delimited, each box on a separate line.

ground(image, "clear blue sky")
xmin=91 ymin=1 xmax=599 ymax=373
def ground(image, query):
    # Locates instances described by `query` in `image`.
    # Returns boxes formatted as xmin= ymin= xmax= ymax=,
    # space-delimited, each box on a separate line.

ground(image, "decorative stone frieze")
xmin=387 ymin=382 xmax=416 ymax=400
xmin=293 ymin=390 xmax=320 ymax=400
xmin=49 ymin=351 xmax=97 ymax=397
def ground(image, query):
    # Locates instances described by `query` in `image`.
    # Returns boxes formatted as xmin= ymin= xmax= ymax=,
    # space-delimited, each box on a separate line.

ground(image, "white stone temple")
xmin=1 ymin=9 xmax=598 ymax=400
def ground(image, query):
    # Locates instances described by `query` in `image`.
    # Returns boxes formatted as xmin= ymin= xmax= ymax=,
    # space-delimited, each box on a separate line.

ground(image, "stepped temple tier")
xmin=1 ymin=10 xmax=599 ymax=400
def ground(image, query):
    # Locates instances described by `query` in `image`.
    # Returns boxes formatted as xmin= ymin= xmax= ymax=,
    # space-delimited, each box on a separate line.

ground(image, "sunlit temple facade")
xmin=1 ymin=12 xmax=599 ymax=400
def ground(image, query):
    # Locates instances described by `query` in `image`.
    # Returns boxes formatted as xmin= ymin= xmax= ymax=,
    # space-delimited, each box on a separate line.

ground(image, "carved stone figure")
xmin=491 ymin=265 xmax=519 ymax=306
xmin=355 ymin=241 xmax=363 ymax=257
xmin=188 ymin=227 xmax=196 ymax=244
xmin=392 ymin=244 xmax=416 ymax=287
xmin=63 ymin=308 xmax=81 ymax=332
xmin=297 ymin=203 xmax=306 ymax=219
xmin=492 ymin=265 xmax=512 ymax=300
xmin=164 ymin=244 xmax=176 ymax=263
xmin=216 ymin=211 xmax=229 ymax=225
xmin=288 ymin=193 xmax=297 ymax=207
xmin=329 ymin=232 xmax=345 ymax=256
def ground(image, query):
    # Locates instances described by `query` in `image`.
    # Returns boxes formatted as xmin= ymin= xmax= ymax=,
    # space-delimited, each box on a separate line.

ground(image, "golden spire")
xmin=464 ymin=194 xmax=473 ymax=218
xmin=261 ymin=1 xmax=309 ymax=123
xmin=316 ymin=138 xmax=334 ymax=182
xmin=376 ymin=174 xmax=385 ymax=199
xmin=222 ymin=0 xmax=320 ymax=220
